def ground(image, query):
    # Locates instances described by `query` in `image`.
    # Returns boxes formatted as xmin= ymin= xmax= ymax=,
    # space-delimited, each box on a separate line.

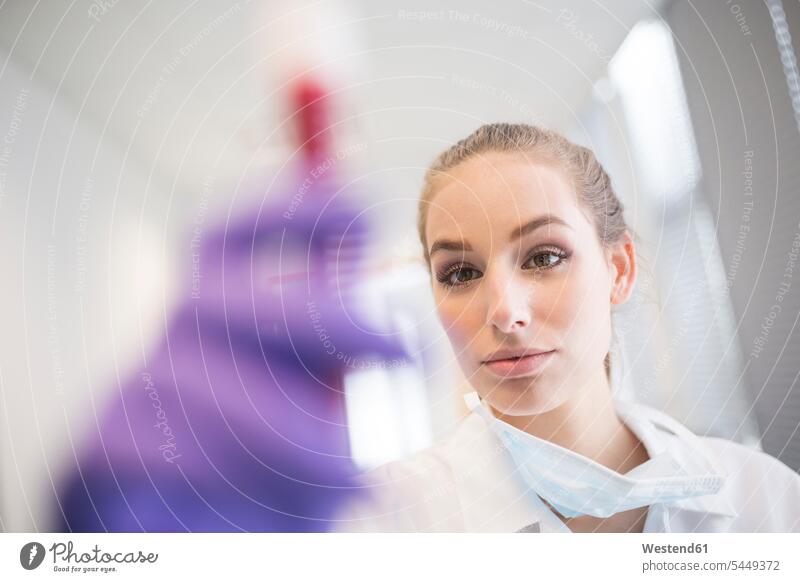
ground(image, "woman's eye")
xmin=524 ymin=248 xmax=568 ymax=270
xmin=437 ymin=266 xmax=481 ymax=287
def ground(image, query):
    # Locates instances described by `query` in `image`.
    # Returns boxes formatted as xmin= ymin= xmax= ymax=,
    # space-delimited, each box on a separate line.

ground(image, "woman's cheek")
xmin=541 ymin=279 xmax=585 ymax=340
xmin=562 ymin=277 xmax=612 ymax=351
xmin=536 ymin=279 xmax=572 ymax=317
xmin=437 ymin=300 xmax=475 ymax=353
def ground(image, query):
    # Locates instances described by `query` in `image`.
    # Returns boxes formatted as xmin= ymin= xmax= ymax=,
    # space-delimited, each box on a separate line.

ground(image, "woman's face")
xmin=425 ymin=153 xmax=633 ymax=416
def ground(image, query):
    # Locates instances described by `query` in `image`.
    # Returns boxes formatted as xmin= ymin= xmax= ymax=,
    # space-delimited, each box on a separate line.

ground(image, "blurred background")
xmin=1 ymin=0 xmax=799 ymax=531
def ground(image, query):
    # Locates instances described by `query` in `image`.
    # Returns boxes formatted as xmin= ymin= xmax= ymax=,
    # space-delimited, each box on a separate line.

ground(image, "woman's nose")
xmin=484 ymin=274 xmax=531 ymax=334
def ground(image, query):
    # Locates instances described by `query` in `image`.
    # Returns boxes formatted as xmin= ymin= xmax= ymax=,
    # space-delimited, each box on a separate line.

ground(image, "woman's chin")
xmin=476 ymin=379 xmax=563 ymax=417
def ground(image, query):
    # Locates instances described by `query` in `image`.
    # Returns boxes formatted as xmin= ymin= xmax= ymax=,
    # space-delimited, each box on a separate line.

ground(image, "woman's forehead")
xmin=425 ymin=157 xmax=584 ymax=241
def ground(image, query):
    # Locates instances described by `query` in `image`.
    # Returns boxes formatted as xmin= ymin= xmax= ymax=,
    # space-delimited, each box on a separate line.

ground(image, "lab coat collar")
xmin=442 ymin=409 xmax=561 ymax=532
xmin=613 ymin=398 xmax=739 ymax=520
xmin=446 ymin=392 xmax=738 ymax=532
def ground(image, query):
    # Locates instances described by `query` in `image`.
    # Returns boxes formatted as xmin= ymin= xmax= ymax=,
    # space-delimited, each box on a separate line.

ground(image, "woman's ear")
xmin=607 ymin=231 xmax=637 ymax=305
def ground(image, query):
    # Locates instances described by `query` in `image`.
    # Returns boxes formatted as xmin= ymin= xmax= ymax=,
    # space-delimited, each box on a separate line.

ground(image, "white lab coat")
xmin=334 ymin=393 xmax=800 ymax=532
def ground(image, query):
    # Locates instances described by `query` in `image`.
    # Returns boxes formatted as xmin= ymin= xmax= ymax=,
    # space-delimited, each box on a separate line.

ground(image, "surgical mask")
xmin=464 ymin=392 xmax=726 ymax=519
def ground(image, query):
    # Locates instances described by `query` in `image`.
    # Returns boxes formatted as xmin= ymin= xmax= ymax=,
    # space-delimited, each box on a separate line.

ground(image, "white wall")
xmin=0 ymin=52 xmax=176 ymax=532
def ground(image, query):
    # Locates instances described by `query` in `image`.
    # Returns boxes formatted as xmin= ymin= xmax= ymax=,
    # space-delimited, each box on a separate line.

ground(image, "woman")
xmin=336 ymin=123 xmax=800 ymax=533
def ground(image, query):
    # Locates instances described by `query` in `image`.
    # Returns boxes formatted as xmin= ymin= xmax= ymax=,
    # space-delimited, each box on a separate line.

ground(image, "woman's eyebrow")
xmin=429 ymin=239 xmax=472 ymax=257
xmin=429 ymin=215 xmax=571 ymax=257
xmin=510 ymin=214 xmax=572 ymax=241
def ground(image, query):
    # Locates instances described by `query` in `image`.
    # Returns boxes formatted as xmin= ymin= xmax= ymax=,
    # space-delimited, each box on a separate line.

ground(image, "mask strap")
xmin=463 ymin=392 xmax=482 ymax=412
xmin=464 ymin=392 xmax=496 ymax=425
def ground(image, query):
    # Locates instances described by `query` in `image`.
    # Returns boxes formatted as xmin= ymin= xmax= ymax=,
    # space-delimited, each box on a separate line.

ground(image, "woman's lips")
xmin=482 ymin=350 xmax=556 ymax=378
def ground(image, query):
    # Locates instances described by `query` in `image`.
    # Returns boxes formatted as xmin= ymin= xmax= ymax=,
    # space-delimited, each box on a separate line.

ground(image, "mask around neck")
xmin=464 ymin=392 xmax=726 ymax=519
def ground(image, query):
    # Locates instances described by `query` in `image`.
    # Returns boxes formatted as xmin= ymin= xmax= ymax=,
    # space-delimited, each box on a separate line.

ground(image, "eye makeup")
xmin=434 ymin=243 xmax=572 ymax=289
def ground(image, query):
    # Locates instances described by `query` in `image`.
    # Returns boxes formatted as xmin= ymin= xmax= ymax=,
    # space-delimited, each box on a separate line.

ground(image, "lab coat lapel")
xmin=656 ymin=433 xmax=739 ymax=529
xmin=443 ymin=410 xmax=569 ymax=532
xmin=614 ymin=398 xmax=739 ymax=531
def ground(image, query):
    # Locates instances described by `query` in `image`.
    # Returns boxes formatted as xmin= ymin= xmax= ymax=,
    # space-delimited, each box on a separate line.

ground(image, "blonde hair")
xmin=417 ymin=123 xmax=632 ymax=381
